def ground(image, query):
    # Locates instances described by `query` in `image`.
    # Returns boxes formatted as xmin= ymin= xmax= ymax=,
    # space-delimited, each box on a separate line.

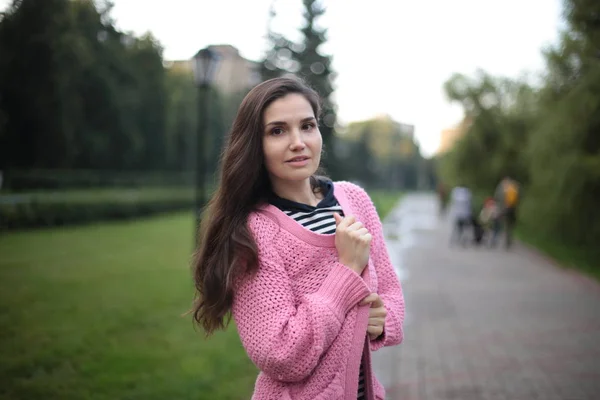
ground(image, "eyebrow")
xmin=265 ymin=116 xmax=316 ymax=127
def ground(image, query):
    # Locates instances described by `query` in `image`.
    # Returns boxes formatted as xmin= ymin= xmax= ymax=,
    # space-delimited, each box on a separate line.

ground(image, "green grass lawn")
xmin=0 ymin=212 xmax=257 ymax=400
xmin=369 ymin=190 xmax=403 ymax=219
xmin=516 ymin=227 xmax=600 ymax=282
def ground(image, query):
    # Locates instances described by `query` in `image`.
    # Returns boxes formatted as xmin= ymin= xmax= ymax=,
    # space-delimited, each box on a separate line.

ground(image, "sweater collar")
xmin=268 ymin=178 xmax=337 ymax=212
xmin=257 ymin=182 xmax=353 ymax=248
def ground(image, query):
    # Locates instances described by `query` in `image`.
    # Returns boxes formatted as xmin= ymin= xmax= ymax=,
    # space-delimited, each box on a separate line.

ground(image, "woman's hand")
xmin=333 ymin=213 xmax=372 ymax=275
xmin=360 ymin=293 xmax=387 ymax=340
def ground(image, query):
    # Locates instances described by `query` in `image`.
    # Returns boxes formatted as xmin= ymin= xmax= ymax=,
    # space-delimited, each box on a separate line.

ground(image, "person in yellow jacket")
xmin=494 ymin=176 xmax=520 ymax=249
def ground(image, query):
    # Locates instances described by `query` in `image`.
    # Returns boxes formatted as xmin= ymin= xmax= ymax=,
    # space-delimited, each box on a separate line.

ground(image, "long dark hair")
xmin=192 ymin=76 xmax=322 ymax=335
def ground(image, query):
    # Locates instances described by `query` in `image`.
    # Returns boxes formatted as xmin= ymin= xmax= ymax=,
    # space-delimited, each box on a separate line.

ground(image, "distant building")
xmin=370 ymin=114 xmax=415 ymax=139
xmin=437 ymin=117 xmax=472 ymax=154
xmin=397 ymin=122 xmax=415 ymax=140
xmin=165 ymin=44 xmax=262 ymax=95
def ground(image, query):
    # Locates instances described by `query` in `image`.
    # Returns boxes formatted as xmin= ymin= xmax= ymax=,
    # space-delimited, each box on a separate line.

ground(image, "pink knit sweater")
xmin=232 ymin=181 xmax=405 ymax=400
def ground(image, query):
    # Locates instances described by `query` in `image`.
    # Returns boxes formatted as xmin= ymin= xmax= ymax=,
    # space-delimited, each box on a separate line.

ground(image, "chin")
xmin=285 ymin=171 xmax=314 ymax=181
xmin=275 ymin=167 xmax=318 ymax=182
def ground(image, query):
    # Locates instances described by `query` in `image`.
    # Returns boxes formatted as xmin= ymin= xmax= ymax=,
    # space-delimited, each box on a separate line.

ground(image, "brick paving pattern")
xmin=373 ymin=194 xmax=600 ymax=400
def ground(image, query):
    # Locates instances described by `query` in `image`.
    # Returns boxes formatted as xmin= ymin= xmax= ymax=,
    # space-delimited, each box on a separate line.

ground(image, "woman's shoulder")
xmin=333 ymin=180 xmax=373 ymax=206
xmin=247 ymin=208 xmax=281 ymax=244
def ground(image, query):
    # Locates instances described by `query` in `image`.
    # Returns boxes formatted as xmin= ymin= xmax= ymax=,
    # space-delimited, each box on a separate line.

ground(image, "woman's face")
xmin=262 ymin=93 xmax=322 ymax=185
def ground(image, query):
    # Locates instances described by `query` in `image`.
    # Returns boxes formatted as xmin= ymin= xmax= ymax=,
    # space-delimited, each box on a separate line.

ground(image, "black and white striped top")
xmin=269 ymin=179 xmax=367 ymax=400
xmin=281 ymin=203 xmax=343 ymax=234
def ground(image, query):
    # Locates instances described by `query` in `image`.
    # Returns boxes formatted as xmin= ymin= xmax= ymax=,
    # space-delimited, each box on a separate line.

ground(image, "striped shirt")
xmin=282 ymin=204 xmax=342 ymax=234
xmin=269 ymin=179 xmax=367 ymax=400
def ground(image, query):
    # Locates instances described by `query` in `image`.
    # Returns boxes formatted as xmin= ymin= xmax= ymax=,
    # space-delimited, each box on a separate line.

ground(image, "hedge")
xmin=1 ymin=169 xmax=195 ymax=191
xmin=0 ymin=187 xmax=197 ymax=230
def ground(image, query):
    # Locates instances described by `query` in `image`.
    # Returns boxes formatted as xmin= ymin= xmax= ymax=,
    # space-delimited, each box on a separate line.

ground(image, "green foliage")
xmin=0 ymin=0 xmax=194 ymax=172
xmin=439 ymin=0 xmax=600 ymax=271
xmin=339 ymin=116 xmax=426 ymax=190
xmin=164 ymin=68 xmax=198 ymax=171
xmin=2 ymin=169 xmax=194 ymax=190
xmin=0 ymin=187 xmax=195 ymax=230
xmin=517 ymin=226 xmax=600 ymax=281
xmin=0 ymin=0 xmax=251 ymax=230
xmin=439 ymin=71 xmax=534 ymax=190
xmin=345 ymin=116 xmax=419 ymax=161
xmin=368 ymin=191 xmax=404 ymax=220
xmin=0 ymin=212 xmax=257 ymax=399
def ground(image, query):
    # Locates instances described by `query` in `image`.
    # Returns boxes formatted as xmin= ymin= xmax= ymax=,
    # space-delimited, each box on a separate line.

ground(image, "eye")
xmin=302 ymin=122 xmax=316 ymax=131
xmin=270 ymin=127 xmax=284 ymax=136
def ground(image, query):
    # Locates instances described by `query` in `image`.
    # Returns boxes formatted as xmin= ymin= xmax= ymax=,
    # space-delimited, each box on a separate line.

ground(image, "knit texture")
xmin=232 ymin=181 xmax=405 ymax=400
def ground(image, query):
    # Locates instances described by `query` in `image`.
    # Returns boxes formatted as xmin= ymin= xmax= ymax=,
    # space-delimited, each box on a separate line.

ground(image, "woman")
xmin=192 ymin=77 xmax=404 ymax=399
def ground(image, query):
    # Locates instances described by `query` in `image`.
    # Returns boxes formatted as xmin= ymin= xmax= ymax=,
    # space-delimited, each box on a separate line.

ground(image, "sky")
xmin=0 ymin=0 xmax=564 ymax=156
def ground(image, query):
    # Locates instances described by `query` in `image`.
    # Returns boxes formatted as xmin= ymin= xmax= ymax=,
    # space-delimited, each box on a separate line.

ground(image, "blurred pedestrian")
xmin=495 ymin=176 xmax=520 ymax=248
xmin=449 ymin=183 xmax=473 ymax=246
xmin=437 ymin=181 xmax=449 ymax=215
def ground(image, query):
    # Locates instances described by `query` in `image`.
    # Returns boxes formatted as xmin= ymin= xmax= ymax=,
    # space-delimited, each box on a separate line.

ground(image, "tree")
xmin=441 ymin=71 xmax=534 ymax=190
xmin=260 ymin=4 xmax=300 ymax=81
xmin=438 ymin=0 xmax=600 ymax=257
xmin=0 ymin=0 xmax=169 ymax=171
xmin=260 ymin=0 xmax=339 ymax=177
xmin=295 ymin=0 xmax=338 ymax=177
xmin=0 ymin=0 xmax=75 ymax=168
xmin=341 ymin=115 xmax=424 ymax=189
xmin=164 ymin=67 xmax=197 ymax=171
xmin=522 ymin=0 xmax=600 ymax=248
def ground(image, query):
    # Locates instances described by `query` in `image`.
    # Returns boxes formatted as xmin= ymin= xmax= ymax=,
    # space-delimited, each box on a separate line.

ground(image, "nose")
xmin=289 ymin=129 xmax=306 ymax=151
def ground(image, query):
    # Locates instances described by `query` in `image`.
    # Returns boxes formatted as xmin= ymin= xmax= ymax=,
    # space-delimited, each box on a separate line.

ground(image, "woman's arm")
xmin=352 ymin=186 xmax=405 ymax=351
xmin=232 ymin=218 xmax=371 ymax=382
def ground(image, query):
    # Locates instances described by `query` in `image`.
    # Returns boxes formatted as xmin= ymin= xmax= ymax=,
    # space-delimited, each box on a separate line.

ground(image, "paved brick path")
xmin=373 ymin=194 xmax=600 ymax=400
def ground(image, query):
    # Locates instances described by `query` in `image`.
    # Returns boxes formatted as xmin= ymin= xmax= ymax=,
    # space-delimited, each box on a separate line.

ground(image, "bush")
xmin=0 ymin=188 xmax=196 ymax=230
xmin=2 ymin=169 xmax=195 ymax=191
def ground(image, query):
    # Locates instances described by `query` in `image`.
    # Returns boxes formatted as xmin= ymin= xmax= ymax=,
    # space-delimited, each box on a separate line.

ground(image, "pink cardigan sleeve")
xmin=352 ymin=186 xmax=405 ymax=351
xmin=232 ymin=216 xmax=371 ymax=383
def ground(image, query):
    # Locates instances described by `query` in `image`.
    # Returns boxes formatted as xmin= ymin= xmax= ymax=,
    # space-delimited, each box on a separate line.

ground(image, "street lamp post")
xmin=193 ymin=47 xmax=220 ymax=245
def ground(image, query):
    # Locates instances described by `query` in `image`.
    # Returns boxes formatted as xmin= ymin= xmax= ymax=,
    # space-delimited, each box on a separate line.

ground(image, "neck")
xmin=271 ymin=177 xmax=320 ymax=206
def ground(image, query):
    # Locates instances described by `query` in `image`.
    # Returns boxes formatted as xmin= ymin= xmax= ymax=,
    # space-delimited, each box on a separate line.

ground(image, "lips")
xmin=286 ymin=156 xmax=310 ymax=162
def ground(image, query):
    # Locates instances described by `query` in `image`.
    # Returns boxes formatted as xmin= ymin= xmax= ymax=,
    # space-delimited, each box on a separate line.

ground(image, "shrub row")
xmin=0 ymin=188 xmax=197 ymax=230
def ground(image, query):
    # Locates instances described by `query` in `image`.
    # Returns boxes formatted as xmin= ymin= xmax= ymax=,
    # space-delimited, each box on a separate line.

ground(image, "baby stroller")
xmin=471 ymin=215 xmax=485 ymax=245
xmin=478 ymin=197 xmax=501 ymax=247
